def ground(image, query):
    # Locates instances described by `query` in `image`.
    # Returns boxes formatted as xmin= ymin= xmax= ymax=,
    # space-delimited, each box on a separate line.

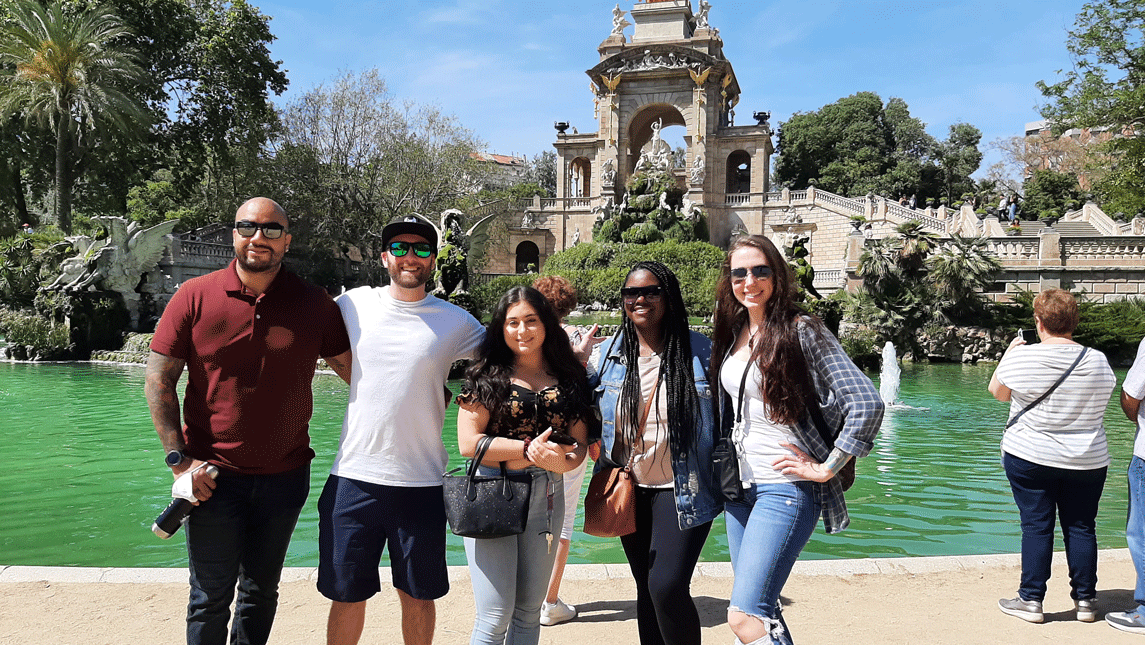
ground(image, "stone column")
xmin=1039 ymin=226 xmax=1062 ymax=267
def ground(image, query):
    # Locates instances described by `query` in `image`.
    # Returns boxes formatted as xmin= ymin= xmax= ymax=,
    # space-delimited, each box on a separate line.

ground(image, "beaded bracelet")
xmin=522 ymin=436 xmax=532 ymax=460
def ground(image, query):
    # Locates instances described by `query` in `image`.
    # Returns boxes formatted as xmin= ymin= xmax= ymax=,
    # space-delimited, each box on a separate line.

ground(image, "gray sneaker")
xmin=998 ymin=597 xmax=1044 ymax=623
xmin=1075 ymin=598 xmax=1097 ymax=622
xmin=1107 ymin=609 xmax=1145 ymax=634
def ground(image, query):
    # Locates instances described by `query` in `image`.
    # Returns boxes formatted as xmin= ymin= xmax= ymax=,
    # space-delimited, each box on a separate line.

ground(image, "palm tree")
xmin=0 ymin=0 xmax=146 ymax=233
xmin=928 ymin=234 xmax=1003 ymax=321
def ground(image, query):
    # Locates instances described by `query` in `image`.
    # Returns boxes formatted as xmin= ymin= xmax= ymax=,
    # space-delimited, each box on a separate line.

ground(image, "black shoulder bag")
xmin=712 ymin=358 xmax=751 ymax=502
xmin=1005 ymin=347 xmax=1088 ymax=429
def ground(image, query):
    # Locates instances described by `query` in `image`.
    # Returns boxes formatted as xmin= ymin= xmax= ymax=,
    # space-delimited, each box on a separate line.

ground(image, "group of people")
xmin=988 ymin=287 xmax=1145 ymax=635
xmin=145 ymin=197 xmax=884 ymax=645
xmin=145 ymin=196 xmax=1145 ymax=645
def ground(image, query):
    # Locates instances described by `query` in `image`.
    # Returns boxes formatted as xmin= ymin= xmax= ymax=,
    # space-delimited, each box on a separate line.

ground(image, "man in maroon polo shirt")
xmin=145 ymin=197 xmax=352 ymax=645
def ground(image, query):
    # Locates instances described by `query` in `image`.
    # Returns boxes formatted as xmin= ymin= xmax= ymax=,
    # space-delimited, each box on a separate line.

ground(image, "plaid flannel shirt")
xmin=719 ymin=317 xmax=884 ymax=534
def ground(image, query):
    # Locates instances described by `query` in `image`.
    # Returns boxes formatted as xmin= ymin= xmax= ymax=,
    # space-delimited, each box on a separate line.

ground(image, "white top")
xmin=719 ymin=355 xmax=808 ymax=484
xmin=1123 ymin=337 xmax=1145 ymax=459
xmin=613 ymin=354 xmax=673 ymax=488
xmin=994 ymin=343 xmax=1116 ymax=470
xmin=331 ymin=286 xmax=485 ymax=486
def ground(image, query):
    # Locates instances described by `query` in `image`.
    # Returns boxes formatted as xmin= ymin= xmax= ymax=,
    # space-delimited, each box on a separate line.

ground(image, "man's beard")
xmin=387 ymin=262 xmax=430 ymax=289
xmin=235 ymin=245 xmax=281 ymax=273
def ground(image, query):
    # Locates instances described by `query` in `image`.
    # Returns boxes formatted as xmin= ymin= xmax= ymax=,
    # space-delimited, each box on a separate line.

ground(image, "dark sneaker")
xmin=1075 ymin=598 xmax=1097 ymax=622
xmin=1107 ymin=609 xmax=1145 ymax=634
xmin=999 ymin=597 xmax=1044 ymax=623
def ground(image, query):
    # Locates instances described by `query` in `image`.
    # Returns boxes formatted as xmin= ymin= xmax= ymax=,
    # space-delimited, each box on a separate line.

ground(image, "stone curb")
xmin=0 ymin=549 xmax=1130 ymax=584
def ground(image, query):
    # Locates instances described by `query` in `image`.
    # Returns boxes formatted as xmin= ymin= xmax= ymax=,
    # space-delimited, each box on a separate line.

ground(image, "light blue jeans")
xmin=725 ymin=481 xmax=820 ymax=645
xmin=465 ymin=467 xmax=562 ymax=645
xmin=1128 ymin=456 xmax=1145 ymax=610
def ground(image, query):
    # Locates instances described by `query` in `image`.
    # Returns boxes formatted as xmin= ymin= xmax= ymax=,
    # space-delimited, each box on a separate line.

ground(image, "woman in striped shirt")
xmin=989 ymin=288 xmax=1116 ymax=624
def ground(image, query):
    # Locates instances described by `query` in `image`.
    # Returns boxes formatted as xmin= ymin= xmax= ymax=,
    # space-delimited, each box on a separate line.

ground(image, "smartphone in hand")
xmin=1019 ymin=329 xmax=1037 ymax=344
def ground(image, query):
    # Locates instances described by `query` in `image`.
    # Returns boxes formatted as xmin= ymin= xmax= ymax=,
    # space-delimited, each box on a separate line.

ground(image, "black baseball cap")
xmin=381 ymin=215 xmax=437 ymax=249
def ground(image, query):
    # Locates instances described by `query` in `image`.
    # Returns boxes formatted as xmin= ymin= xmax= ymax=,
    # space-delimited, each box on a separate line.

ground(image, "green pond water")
xmin=0 ymin=360 xmax=1136 ymax=567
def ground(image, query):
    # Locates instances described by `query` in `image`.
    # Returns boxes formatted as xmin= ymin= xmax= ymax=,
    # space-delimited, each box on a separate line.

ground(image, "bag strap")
xmin=1006 ymin=347 xmax=1088 ymax=429
xmin=467 ymin=434 xmax=497 ymax=479
xmin=623 ymin=374 xmax=661 ymax=470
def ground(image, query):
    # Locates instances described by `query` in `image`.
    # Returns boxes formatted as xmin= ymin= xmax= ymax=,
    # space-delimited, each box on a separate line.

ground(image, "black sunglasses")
xmin=234 ymin=220 xmax=286 ymax=239
xmin=620 ymin=285 xmax=663 ymax=303
xmin=388 ymin=241 xmax=434 ymax=258
xmin=730 ymin=265 xmax=773 ymax=282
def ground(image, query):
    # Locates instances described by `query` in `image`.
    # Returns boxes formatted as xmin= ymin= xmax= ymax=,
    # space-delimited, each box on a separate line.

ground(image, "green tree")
xmin=1022 ymin=168 xmax=1083 ymax=219
xmin=927 ymin=235 xmax=1003 ymax=321
xmin=0 ymin=0 xmax=147 ymax=233
xmin=272 ymin=68 xmax=484 ymax=284
xmin=1037 ymin=0 xmax=1145 ymax=214
xmin=775 ymin=93 xmax=980 ymax=203
xmin=934 ymin=123 xmax=984 ymax=204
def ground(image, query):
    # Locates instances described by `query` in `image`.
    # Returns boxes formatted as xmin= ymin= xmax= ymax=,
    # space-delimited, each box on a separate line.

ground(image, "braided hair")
xmin=617 ymin=261 xmax=700 ymax=459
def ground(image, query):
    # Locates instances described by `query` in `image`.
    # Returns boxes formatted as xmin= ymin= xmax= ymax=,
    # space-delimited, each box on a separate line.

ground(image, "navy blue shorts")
xmin=317 ymin=475 xmax=449 ymax=602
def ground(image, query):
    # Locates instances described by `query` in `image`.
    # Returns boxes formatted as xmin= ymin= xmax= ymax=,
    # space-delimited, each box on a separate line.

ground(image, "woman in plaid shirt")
xmin=712 ymin=235 xmax=884 ymax=645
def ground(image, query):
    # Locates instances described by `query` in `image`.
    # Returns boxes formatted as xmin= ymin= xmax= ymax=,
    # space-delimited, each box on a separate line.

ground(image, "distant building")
xmin=1022 ymin=119 xmax=1133 ymax=189
xmin=470 ymin=152 xmax=528 ymax=191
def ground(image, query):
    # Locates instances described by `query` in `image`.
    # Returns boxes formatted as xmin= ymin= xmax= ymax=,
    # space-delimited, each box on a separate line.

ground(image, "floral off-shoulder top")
xmin=457 ymin=383 xmax=579 ymax=441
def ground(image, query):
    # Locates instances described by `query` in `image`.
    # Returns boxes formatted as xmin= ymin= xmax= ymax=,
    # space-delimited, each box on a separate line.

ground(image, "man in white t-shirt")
xmin=319 ymin=216 xmax=485 ymax=645
xmin=1108 ymin=337 xmax=1145 ymax=634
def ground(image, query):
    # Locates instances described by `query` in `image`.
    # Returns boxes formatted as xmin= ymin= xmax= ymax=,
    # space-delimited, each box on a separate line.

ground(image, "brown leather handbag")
xmin=582 ymin=460 xmax=636 ymax=537
xmin=583 ymin=375 xmax=659 ymax=538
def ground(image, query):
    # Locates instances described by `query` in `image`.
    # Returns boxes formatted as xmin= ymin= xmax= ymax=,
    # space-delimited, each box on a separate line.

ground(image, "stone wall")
xmin=916 ymin=325 xmax=1014 ymax=364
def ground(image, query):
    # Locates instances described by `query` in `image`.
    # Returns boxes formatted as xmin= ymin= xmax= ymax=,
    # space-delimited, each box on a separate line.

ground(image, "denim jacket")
xmin=590 ymin=330 xmax=722 ymax=530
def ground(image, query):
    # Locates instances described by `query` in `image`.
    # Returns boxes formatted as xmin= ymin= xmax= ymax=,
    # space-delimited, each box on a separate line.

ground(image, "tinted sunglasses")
xmin=730 ymin=265 xmax=773 ymax=282
xmin=620 ymin=285 xmax=663 ymax=303
xmin=388 ymin=241 xmax=434 ymax=258
xmin=234 ymin=220 xmax=286 ymax=239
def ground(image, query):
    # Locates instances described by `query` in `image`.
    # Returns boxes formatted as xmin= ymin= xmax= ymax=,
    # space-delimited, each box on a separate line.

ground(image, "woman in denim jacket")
xmin=712 ymin=236 xmax=883 ymax=645
xmin=590 ymin=261 xmax=721 ymax=645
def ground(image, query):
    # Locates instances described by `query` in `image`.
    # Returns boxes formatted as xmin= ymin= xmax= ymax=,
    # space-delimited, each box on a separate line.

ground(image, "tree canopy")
xmin=0 ymin=0 xmax=147 ymax=233
xmin=774 ymin=92 xmax=982 ymax=204
xmin=1038 ymin=0 xmax=1145 ymax=215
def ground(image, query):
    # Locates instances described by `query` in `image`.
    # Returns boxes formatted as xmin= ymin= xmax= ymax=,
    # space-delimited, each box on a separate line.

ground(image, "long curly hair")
xmin=711 ymin=235 xmax=820 ymax=425
xmin=617 ymin=261 xmax=700 ymax=459
xmin=464 ymin=286 xmax=591 ymax=425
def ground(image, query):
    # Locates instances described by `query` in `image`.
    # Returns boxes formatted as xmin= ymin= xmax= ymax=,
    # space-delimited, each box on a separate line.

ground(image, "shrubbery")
xmin=0 ymin=306 xmax=71 ymax=360
xmin=541 ymin=240 xmax=723 ymax=317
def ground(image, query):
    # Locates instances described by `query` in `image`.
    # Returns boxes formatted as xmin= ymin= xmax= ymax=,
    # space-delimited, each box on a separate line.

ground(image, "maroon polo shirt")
xmin=151 ymin=260 xmax=350 ymax=474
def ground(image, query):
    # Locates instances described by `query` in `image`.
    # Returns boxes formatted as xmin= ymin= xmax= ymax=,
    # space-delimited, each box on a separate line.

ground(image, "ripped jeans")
xmin=725 ymin=481 xmax=820 ymax=645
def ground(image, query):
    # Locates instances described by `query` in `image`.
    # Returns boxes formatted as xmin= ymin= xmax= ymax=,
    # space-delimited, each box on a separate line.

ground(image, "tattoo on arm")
xmin=145 ymin=350 xmax=186 ymax=452
xmin=324 ymin=350 xmax=353 ymax=385
xmin=823 ymin=447 xmax=852 ymax=476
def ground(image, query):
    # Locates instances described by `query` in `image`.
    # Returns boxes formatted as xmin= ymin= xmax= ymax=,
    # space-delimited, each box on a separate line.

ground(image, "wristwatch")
xmin=165 ymin=449 xmax=185 ymax=468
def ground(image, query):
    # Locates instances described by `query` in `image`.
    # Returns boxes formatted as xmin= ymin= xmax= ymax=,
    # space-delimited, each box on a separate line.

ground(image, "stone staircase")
xmin=1010 ymin=220 xmax=1101 ymax=236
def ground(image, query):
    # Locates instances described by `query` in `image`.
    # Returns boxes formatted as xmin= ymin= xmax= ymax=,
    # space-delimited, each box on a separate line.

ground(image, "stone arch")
xmin=626 ymin=103 xmax=687 ymax=174
xmin=514 ymin=241 xmax=540 ymax=274
xmin=726 ymin=150 xmax=751 ymax=195
xmin=570 ymin=157 xmax=592 ymax=198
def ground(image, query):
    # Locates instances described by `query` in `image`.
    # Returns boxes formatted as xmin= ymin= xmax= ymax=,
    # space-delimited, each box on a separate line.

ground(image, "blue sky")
xmin=258 ymin=0 xmax=1088 ymax=177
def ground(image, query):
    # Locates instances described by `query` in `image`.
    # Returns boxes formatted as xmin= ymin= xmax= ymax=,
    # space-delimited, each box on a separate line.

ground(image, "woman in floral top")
xmin=455 ymin=286 xmax=593 ymax=645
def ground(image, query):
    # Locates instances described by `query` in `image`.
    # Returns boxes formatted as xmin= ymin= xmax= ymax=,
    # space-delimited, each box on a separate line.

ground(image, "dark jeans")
xmin=185 ymin=464 xmax=310 ymax=645
xmin=1003 ymin=452 xmax=1105 ymax=602
xmin=620 ymin=487 xmax=712 ymax=645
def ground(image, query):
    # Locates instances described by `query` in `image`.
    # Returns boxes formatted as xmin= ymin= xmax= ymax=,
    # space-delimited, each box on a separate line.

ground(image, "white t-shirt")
xmin=1123 ymin=337 xmax=1145 ymax=459
xmin=331 ymin=286 xmax=485 ymax=486
xmin=719 ymin=355 xmax=808 ymax=484
xmin=612 ymin=354 xmax=673 ymax=488
xmin=994 ymin=343 xmax=1116 ymax=470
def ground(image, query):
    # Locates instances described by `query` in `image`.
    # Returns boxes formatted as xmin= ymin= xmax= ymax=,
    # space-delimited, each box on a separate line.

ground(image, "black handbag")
xmin=713 ymin=357 xmax=752 ymax=502
xmin=442 ymin=435 xmax=532 ymax=539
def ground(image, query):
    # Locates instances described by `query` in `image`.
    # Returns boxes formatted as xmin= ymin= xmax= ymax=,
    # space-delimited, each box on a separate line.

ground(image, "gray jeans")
xmin=464 ymin=467 xmax=563 ymax=645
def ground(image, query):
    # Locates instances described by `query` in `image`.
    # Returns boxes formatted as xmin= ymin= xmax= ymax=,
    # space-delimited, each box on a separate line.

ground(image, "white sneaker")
xmin=540 ymin=598 xmax=577 ymax=626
